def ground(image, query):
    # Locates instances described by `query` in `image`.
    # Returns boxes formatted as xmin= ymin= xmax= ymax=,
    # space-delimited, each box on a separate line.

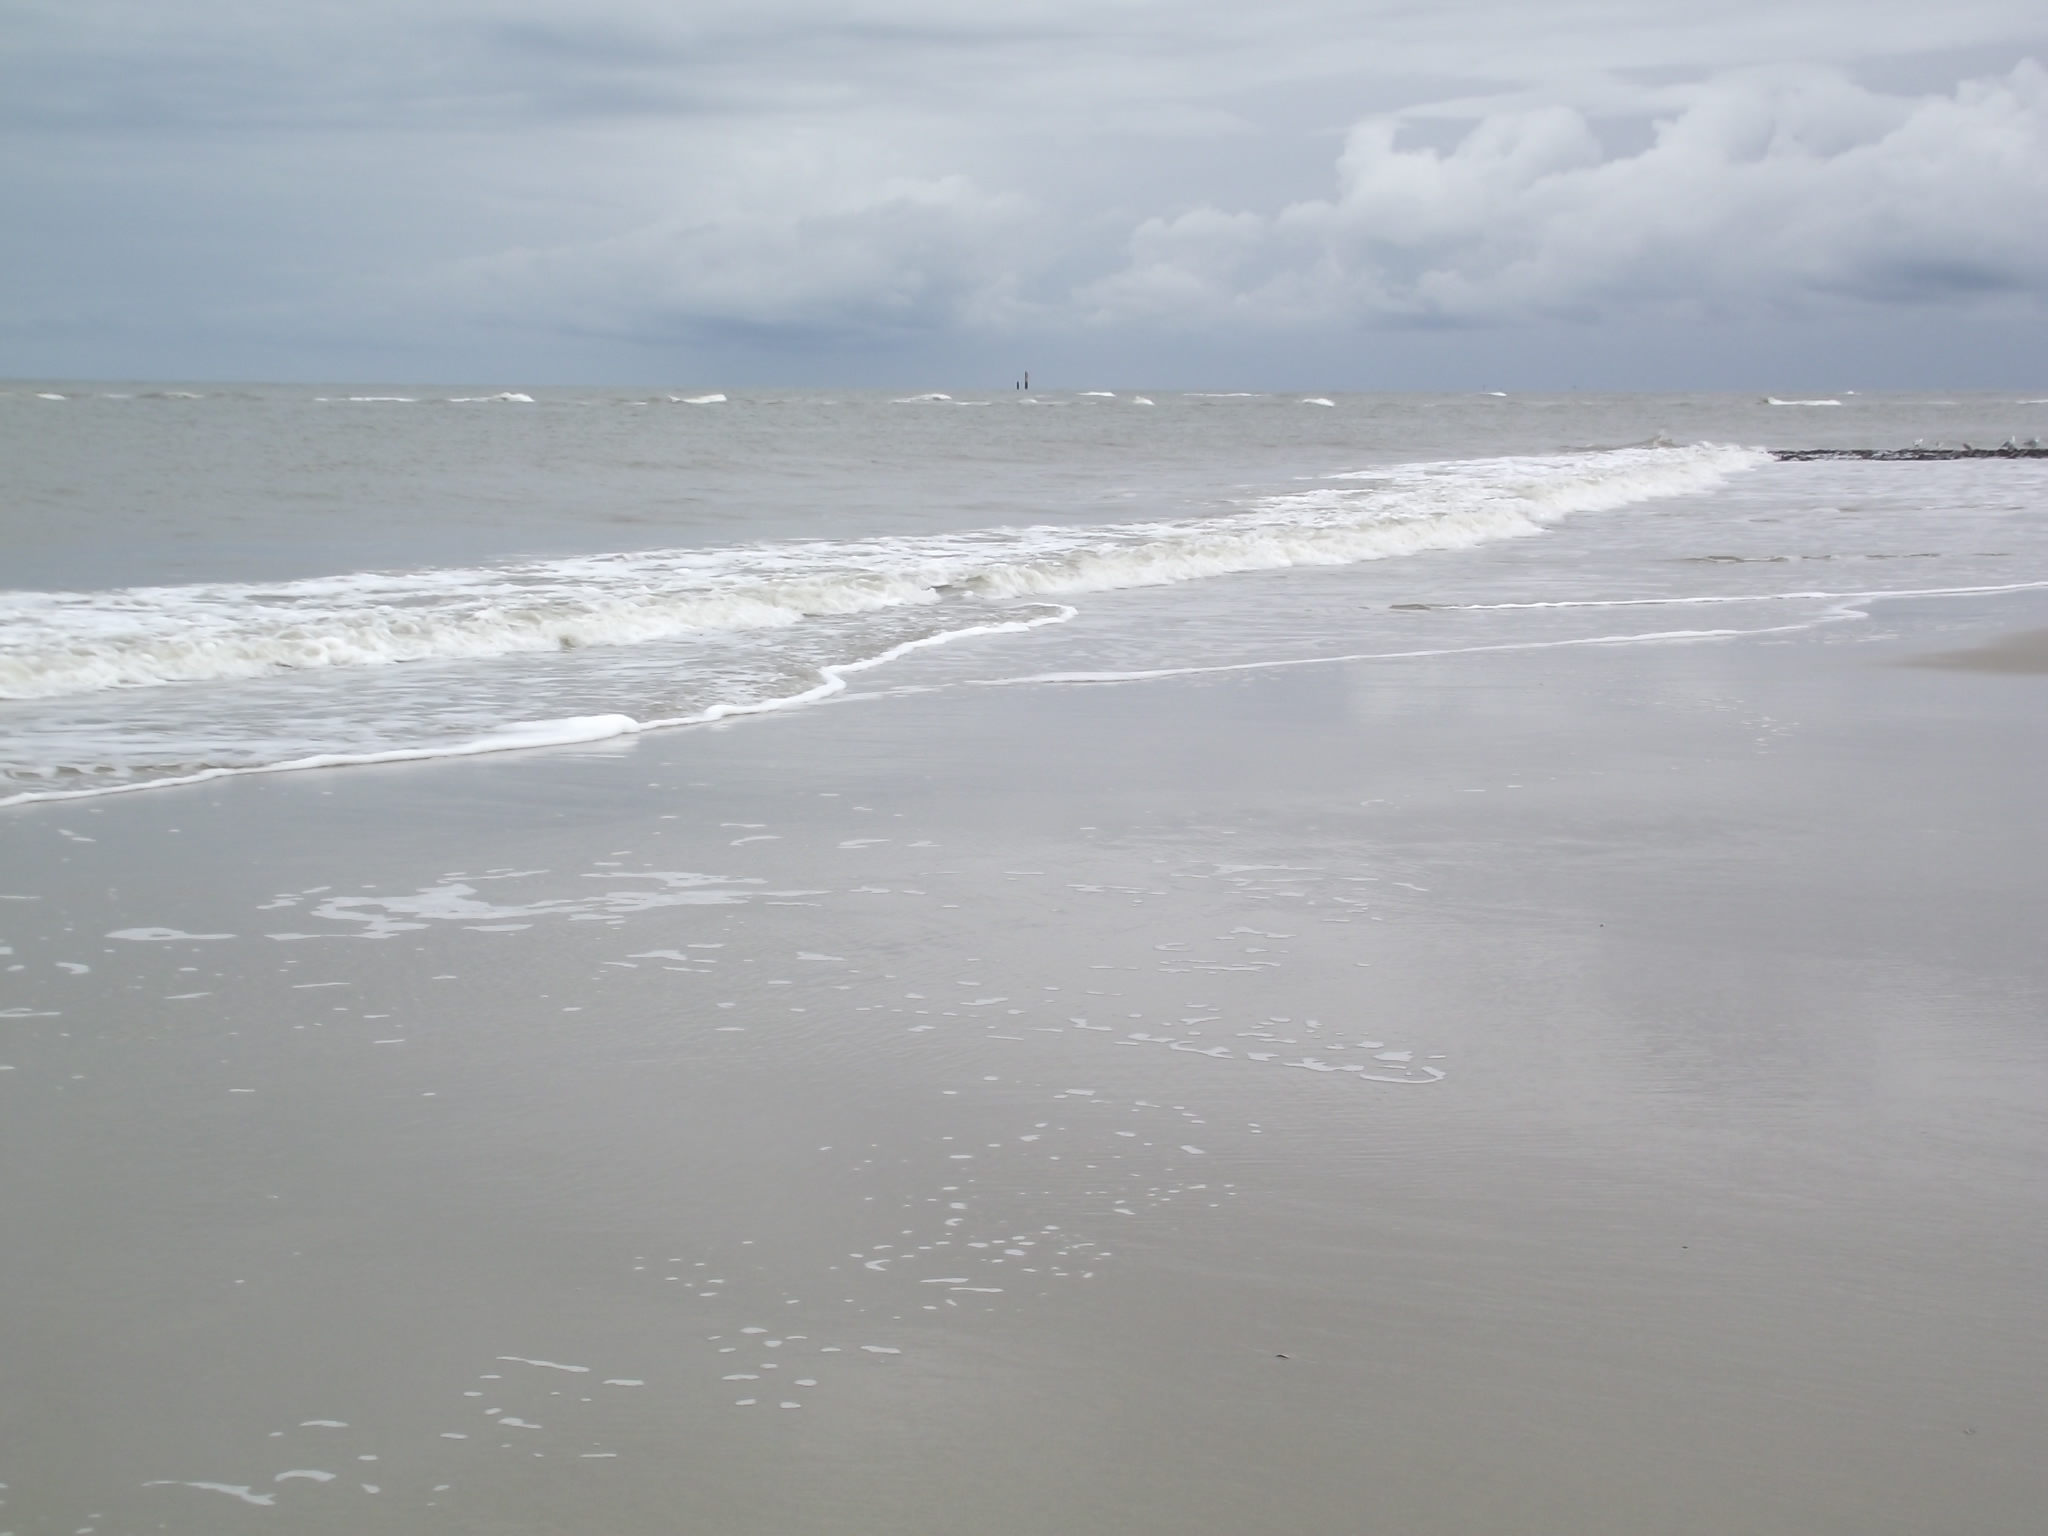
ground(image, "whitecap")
xmin=0 ymin=610 xmax=1075 ymax=808
xmin=0 ymin=446 xmax=1759 ymax=709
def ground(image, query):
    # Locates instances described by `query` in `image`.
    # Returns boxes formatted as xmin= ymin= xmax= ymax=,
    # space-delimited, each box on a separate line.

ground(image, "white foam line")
xmin=1448 ymin=579 xmax=2048 ymax=613
xmin=145 ymin=1481 xmax=276 ymax=1505
xmin=972 ymin=621 xmax=1833 ymax=689
xmin=965 ymin=580 xmax=2048 ymax=691
xmin=0 ymin=608 xmax=1075 ymax=809
xmin=0 ymin=716 xmax=639 ymax=808
xmin=644 ymin=607 xmax=1075 ymax=731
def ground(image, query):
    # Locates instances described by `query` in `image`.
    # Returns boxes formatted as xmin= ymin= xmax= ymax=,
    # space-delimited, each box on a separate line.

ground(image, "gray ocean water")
xmin=4 ymin=384 xmax=2046 ymax=802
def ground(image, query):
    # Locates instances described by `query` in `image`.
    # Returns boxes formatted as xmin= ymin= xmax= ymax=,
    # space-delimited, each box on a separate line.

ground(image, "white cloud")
xmin=1083 ymin=60 xmax=2048 ymax=331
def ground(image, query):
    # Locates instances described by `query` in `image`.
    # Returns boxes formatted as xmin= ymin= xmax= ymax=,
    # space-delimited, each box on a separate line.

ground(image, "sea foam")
xmin=0 ymin=446 xmax=1761 ymax=702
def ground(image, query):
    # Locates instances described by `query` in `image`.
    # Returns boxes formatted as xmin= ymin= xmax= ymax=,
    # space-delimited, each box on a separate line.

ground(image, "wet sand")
xmin=1906 ymin=626 xmax=2048 ymax=673
xmin=4 ymin=592 xmax=2047 ymax=1535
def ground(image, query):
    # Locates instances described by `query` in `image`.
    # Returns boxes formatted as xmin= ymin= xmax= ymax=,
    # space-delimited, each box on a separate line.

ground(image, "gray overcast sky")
xmin=4 ymin=0 xmax=2045 ymax=387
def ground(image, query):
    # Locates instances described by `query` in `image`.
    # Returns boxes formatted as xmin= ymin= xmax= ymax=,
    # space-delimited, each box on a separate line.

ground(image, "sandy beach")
xmin=4 ymin=587 xmax=2046 ymax=1535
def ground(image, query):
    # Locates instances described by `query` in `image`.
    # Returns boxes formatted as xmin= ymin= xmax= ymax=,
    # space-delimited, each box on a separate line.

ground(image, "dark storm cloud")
xmin=3 ymin=0 xmax=2045 ymax=383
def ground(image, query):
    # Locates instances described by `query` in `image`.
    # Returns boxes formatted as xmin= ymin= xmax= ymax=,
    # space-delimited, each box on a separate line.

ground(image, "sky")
xmin=4 ymin=0 xmax=2046 ymax=389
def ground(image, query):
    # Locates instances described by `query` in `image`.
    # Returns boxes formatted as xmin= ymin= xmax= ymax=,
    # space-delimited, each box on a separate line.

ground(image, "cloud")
xmin=414 ymin=56 xmax=2048 ymax=356
xmin=429 ymin=165 xmax=1034 ymax=344
xmin=1082 ymin=60 xmax=2048 ymax=331
xmin=5 ymin=2 xmax=2047 ymax=380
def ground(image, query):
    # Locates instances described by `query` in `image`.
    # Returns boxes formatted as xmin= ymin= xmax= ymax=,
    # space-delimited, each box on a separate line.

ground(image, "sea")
xmin=4 ymin=384 xmax=2047 ymax=803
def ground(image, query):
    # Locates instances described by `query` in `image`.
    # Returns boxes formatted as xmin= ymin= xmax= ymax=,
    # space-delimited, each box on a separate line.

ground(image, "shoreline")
xmin=3 ymin=591 xmax=2046 ymax=1534
xmin=8 ymin=573 xmax=2046 ymax=812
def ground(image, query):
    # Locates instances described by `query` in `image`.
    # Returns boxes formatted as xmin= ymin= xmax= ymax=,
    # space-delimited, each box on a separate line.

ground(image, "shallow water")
xmin=4 ymin=386 xmax=2046 ymax=800
xmin=3 ymin=593 xmax=2047 ymax=1534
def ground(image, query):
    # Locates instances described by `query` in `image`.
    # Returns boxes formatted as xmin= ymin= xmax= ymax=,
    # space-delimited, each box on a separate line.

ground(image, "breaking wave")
xmin=0 ymin=444 xmax=1762 ymax=702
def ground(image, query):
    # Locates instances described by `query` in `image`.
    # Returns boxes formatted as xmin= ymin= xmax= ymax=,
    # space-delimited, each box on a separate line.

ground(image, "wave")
xmin=0 ymin=610 xmax=1074 ymax=808
xmin=0 ymin=444 xmax=1765 ymax=703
